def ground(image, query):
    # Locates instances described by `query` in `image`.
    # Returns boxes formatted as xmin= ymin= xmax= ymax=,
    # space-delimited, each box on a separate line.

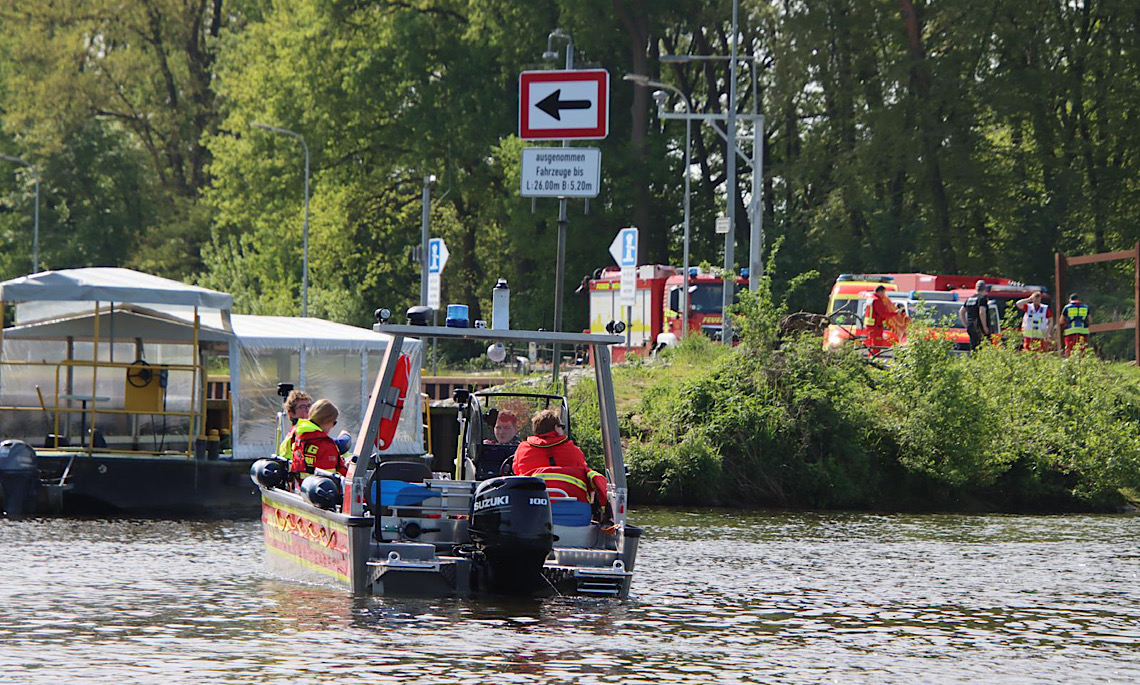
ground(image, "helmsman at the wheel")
xmin=512 ymin=409 xmax=607 ymax=506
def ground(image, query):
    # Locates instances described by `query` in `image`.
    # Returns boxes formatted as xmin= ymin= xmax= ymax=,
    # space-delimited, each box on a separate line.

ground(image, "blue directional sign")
xmin=428 ymin=237 xmax=449 ymax=274
xmin=609 ymin=227 xmax=638 ymax=268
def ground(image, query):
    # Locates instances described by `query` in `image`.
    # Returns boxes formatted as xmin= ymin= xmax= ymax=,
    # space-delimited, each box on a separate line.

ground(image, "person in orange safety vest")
xmin=290 ymin=399 xmax=348 ymax=479
xmin=512 ymin=409 xmax=608 ymax=505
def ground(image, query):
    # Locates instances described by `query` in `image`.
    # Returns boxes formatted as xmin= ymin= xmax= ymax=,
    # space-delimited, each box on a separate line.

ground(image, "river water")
xmin=1 ymin=509 xmax=1137 ymax=684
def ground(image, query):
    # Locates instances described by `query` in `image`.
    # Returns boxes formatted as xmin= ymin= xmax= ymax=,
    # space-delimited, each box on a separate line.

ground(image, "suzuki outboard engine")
xmin=468 ymin=476 xmax=553 ymax=595
xmin=300 ymin=475 xmax=341 ymax=510
xmin=250 ymin=458 xmax=289 ymax=489
xmin=0 ymin=439 xmax=39 ymax=519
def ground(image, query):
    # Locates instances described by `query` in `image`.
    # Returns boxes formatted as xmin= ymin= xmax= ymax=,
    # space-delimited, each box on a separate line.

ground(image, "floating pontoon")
xmin=0 ymin=268 xmax=422 ymax=517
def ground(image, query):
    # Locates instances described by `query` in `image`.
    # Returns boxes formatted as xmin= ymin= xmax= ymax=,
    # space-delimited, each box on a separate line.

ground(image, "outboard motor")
xmin=300 ymin=475 xmax=341 ymax=510
xmin=0 ymin=440 xmax=40 ymax=519
xmin=468 ymin=476 xmax=553 ymax=595
xmin=250 ymin=458 xmax=289 ymax=489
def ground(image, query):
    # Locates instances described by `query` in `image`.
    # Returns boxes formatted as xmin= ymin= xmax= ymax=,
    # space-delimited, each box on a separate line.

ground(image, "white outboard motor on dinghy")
xmin=0 ymin=440 xmax=40 ymax=519
xmin=468 ymin=476 xmax=554 ymax=595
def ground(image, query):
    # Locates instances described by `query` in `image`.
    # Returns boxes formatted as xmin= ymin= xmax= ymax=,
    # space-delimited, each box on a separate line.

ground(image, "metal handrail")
xmin=0 ymin=357 xmax=206 ymax=457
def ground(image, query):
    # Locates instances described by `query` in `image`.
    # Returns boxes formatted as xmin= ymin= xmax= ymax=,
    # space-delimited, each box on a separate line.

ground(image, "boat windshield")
xmin=476 ymin=393 xmax=569 ymax=444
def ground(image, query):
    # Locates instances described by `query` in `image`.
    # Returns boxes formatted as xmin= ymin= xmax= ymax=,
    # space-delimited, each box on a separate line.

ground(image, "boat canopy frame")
xmin=357 ymin=323 xmax=629 ymax=534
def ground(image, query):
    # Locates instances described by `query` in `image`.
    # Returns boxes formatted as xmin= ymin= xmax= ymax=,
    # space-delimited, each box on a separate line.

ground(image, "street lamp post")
xmin=627 ymin=53 xmax=764 ymax=345
xmin=724 ymin=0 xmax=739 ymax=345
xmin=623 ymin=75 xmax=692 ymax=340
xmin=251 ymin=122 xmax=310 ymax=318
xmin=419 ymin=174 xmax=436 ymax=308
xmin=0 ymin=154 xmax=39 ymax=274
xmin=660 ymin=51 xmax=763 ymax=294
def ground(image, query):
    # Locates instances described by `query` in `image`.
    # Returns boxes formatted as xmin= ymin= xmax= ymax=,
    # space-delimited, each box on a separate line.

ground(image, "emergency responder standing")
xmin=865 ymin=285 xmax=901 ymax=355
xmin=1015 ymin=291 xmax=1051 ymax=352
xmin=1060 ymin=293 xmax=1091 ymax=357
xmin=958 ymin=280 xmax=992 ymax=351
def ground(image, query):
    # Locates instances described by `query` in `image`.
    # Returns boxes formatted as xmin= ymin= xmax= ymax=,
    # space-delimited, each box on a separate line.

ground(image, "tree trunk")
xmin=613 ymin=0 xmax=661 ymax=264
xmin=898 ymin=0 xmax=958 ymax=273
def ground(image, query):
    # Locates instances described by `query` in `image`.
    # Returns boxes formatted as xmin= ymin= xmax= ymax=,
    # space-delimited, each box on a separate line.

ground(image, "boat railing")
xmin=0 ymin=357 xmax=210 ymax=458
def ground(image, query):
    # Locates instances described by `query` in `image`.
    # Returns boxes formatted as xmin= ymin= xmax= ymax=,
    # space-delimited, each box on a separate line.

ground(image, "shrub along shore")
xmin=569 ymin=284 xmax=1140 ymax=513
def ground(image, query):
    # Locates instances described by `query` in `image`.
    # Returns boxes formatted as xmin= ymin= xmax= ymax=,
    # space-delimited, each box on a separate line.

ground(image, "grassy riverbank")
xmin=570 ymin=288 xmax=1140 ymax=513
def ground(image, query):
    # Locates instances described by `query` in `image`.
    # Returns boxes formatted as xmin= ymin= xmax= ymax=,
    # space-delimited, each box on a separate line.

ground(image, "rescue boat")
xmin=252 ymin=322 xmax=641 ymax=599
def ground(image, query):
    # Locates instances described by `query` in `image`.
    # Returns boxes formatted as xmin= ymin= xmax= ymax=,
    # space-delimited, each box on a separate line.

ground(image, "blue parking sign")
xmin=609 ymin=227 xmax=638 ymax=268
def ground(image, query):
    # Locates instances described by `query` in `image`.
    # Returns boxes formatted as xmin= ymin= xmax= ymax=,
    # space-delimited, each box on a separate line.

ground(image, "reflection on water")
xmin=1 ymin=509 xmax=1138 ymax=684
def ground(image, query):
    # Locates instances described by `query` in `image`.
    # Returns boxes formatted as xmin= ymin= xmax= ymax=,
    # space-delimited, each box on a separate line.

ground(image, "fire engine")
xmin=587 ymin=265 xmax=746 ymax=361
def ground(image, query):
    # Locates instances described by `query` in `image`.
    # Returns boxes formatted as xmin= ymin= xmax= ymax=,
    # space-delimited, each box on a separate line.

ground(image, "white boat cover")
xmin=0 ymin=269 xmax=424 ymax=460
xmin=0 ymin=267 xmax=234 ymax=310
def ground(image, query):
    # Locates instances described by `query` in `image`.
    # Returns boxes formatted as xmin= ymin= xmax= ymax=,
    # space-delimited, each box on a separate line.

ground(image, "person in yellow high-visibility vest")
xmin=1060 ymin=293 xmax=1091 ymax=357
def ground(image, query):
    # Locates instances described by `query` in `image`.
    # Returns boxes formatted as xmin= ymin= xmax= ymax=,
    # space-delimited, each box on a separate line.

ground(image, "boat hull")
xmin=261 ymin=487 xmax=373 ymax=592
xmin=257 ymin=485 xmax=639 ymax=599
xmin=14 ymin=452 xmax=262 ymax=518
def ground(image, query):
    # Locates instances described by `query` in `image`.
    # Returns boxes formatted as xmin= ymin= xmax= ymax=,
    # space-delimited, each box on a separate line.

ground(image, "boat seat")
xmin=375 ymin=460 xmax=433 ymax=482
xmin=365 ymin=460 xmax=434 ymax=516
xmin=376 ymin=481 xmax=437 ymax=509
xmin=549 ymin=492 xmax=600 ymax=547
xmin=551 ymin=499 xmax=592 ymax=527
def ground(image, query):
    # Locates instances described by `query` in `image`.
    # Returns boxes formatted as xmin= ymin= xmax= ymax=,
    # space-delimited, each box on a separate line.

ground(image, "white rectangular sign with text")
xmin=520 ymin=148 xmax=601 ymax=198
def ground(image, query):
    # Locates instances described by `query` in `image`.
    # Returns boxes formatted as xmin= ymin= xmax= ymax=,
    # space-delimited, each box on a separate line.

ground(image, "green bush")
xmin=570 ymin=271 xmax=1140 ymax=512
xmin=625 ymin=433 xmax=722 ymax=505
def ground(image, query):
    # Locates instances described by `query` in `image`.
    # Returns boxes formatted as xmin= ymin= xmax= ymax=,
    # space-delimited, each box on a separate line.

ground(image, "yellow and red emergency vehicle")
xmin=823 ymin=274 xmax=898 ymax=349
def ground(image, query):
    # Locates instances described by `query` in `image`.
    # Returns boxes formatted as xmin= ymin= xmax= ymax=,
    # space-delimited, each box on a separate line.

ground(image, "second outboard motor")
xmin=301 ymin=475 xmax=341 ymax=510
xmin=250 ymin=458 xmax=289 ymax=489
xmin=0 ymin=439 xmax=40 ymax=519
xmin=468 ymin=476 xmax=553 ymax=595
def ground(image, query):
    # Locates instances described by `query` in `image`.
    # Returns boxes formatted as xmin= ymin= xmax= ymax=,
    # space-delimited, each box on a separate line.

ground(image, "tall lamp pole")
xmin=661 ymin=52 xmax=763 ymax=293
xmin=623 ymin=75 xmax=692 ymax=340
xmin=419 ymin=174 xmax=436 ymax=307
xmin=0 ymin=154 xmax=39 ymax=274
xmin=251 ymin=122 xmax=310 ymax=317
xmin=723 ymin=0 xmax=740 ymax=345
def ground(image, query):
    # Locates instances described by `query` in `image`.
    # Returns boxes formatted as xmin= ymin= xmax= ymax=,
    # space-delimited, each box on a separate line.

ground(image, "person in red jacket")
xmin=290 ymin=399 xmax=348 ymax=480
xmin=512 ymin=409 xmax=608 ymax=505
xmin=864 ymin=285 xmax=905 ymax=355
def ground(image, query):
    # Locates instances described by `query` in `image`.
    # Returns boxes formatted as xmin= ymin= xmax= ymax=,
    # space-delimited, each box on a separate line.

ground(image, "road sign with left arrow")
xmin=519 ymin=69 xmax=609 ymax=140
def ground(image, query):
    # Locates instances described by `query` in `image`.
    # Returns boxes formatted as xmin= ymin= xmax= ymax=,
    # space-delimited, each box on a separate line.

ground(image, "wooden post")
xmin=1134 ymin=242 xmax=1139 ymax=364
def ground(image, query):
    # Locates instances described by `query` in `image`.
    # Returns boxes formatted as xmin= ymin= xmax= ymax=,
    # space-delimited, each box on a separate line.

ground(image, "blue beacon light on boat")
xmin=445 ymin=304 xmax=470 ymax=328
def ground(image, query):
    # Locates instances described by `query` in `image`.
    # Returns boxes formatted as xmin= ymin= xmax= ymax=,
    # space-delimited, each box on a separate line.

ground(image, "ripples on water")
xmin=0 ymin=509 xmax=1137 ymax=684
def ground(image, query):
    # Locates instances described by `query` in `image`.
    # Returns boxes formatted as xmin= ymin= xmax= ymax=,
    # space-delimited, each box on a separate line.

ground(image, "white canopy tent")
xmin=0 ymin=268 xmax=423 ymax=459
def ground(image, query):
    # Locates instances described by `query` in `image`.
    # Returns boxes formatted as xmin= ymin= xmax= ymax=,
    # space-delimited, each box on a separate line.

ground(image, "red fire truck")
xmin=587 ymin=265 xmax=746 ymax=361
